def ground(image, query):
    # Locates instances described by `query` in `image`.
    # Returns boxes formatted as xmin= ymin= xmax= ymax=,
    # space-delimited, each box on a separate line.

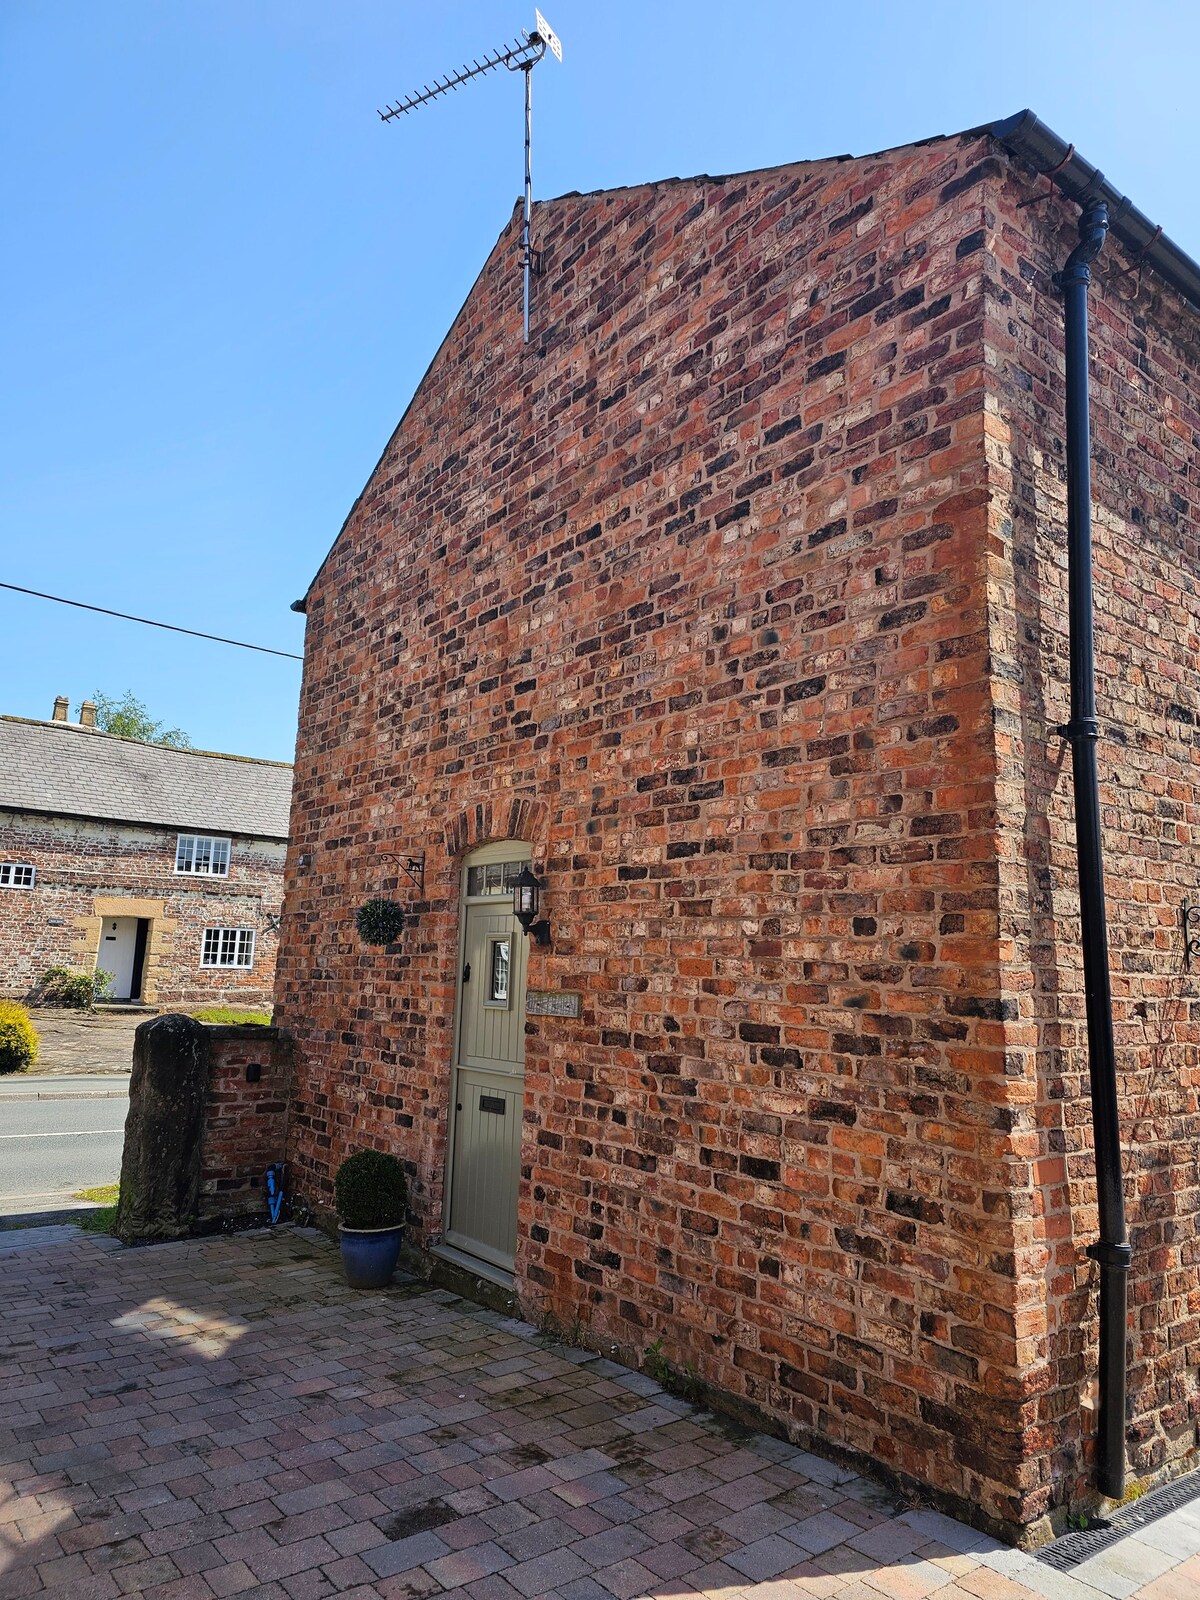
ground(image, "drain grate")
xmin=1037 ymin=1470 xmax=1200 ymax=1570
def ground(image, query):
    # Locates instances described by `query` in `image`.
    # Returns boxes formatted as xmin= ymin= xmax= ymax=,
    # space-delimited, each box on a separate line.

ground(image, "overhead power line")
xmin=0 ymin=582 xmax=304 ymax=661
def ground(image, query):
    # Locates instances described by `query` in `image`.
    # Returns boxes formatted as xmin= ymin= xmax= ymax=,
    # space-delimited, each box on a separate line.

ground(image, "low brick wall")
xmin=197 ymin=1024 xmax=291 ymax=1221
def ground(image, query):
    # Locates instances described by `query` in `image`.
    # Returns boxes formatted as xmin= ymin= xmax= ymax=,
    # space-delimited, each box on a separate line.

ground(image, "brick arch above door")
xmin=442 ymin=795 xmax=549 ymax=862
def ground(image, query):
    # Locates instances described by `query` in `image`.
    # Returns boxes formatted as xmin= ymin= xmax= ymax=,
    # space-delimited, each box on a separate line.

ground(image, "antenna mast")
xmin=379 ymin=10 xmax=563 ymax=345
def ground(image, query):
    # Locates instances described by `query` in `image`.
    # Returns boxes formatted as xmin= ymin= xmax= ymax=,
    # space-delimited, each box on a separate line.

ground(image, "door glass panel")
xmin=487 ymin=938 xmax=510 ymax=1007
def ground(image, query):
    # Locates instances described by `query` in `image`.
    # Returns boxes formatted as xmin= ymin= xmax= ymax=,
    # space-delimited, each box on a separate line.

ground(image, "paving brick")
xmin=788 ymin=1511 xmax=867 ymax=1556
xmin=1133 ymin=1554 xmax=1200 ymax=1600
xmin=504 ymin=1549 xmax=594 ymax=1597
xmin=717 ymin=1501 xmax=800 ymax=1544
xmin=205 ymin=1562 xmax=258 ymax=1598
xmin=246 ymin=1536 xmax=340 ymax=1585
xmin=361 ymin=1531 xmax=451 ymax=1579
xmin=569 ymin=1526 xmax=652 ymax=1569
xmin=497 ymin=1518 xmax=582 ymax=1563
xmin=5 ymin=1228 xmax=1198 ymax=1600
xmin=423 ymin=1540 xmax=515 ymax=1589
xmin=725 ymin=1533 xmax=811 ymax=1582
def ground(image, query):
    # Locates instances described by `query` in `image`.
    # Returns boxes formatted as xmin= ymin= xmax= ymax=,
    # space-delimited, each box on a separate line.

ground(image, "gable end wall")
xmin=274 ymin=129 xmax=1051 ymax=1530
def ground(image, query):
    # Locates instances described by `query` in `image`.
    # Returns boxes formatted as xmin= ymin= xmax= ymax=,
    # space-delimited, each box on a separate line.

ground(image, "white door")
xmin=98 ymin=917 xmax=138 ymax=1000
xmin=445 ymin=845 xmax=530 ymax=1272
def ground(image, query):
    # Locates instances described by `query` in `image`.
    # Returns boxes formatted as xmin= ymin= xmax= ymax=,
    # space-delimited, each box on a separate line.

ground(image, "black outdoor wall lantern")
xmin=513 ymin=865 xmax=551 ymax=946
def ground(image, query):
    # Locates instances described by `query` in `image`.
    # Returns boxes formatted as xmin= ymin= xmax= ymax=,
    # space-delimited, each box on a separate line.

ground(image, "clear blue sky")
xmin=2 ymin=2 xmax=1196 ymax=763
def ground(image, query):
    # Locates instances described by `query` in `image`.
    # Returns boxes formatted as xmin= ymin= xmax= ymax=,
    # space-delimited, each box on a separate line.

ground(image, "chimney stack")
xmin=52 ymin=696 xmax=69 ymax=722
xmin=79 ymin=700 xmax=97 ymax=729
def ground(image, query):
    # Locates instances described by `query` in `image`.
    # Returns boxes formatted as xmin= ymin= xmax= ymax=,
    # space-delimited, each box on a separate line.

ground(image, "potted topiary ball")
xmin=334 ymin=1148 xmax=408 ymax=1289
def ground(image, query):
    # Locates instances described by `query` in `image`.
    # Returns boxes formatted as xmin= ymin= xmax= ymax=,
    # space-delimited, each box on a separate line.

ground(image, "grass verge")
xmin=76 ymin=1205 xmax=119 ymax=1234
xmin=73 ymin=1183 xmax=119 ymax=1235
xmin=189 ymin=1008 xmax=272 ymax=1026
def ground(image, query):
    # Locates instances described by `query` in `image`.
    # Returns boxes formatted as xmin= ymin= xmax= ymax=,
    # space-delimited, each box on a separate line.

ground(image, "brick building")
xmin=0 ymin=701 xmax=291 ymax=1009
xmin=274 ymin=114 xmax=1200 ymax=1536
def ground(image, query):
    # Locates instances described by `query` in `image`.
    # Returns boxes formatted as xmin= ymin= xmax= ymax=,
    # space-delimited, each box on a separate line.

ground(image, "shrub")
xmin=93 ymin=968 xmax=114 ymax=1003
xmin=0 ymin=1001 xmax=38 ymax=1073
xmin=34 ymin=967 xmax=97 ymax=1010
xmin=334 ymin=1149 xmax=408 ymax=1230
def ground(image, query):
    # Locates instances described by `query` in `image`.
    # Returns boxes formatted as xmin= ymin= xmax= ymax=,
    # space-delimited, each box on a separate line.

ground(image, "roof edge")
xmin=990 ymin=110 xmax=1200 ymax=313
xmin=542 ymin=121 xmax=995 ymax=207
xmin=0 ymin=801 xmax=289 ymax=842
xmin=0 ymin=715 xmax=293 ymax=770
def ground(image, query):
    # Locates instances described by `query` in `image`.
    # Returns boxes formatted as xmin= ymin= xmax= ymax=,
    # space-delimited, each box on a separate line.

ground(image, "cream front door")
xmin=445 ymin=847 xmax=530 ymax=1272
xmin=98 ymin=917 xmax=138 ymax=1000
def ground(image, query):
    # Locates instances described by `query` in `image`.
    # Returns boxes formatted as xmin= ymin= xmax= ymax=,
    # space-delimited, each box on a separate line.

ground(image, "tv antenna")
xmin=379 ymin=11 xmax=564 ymax=345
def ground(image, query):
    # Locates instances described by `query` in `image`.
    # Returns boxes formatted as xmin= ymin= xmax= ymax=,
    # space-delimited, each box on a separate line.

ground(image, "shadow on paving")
xmin=0 ymin=1225 xmax=1065 ymax=1600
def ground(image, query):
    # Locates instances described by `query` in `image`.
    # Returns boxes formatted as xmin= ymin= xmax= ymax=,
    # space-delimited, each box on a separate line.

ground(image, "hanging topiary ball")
xmin=355 ymin=898 xmax=407 ymax=947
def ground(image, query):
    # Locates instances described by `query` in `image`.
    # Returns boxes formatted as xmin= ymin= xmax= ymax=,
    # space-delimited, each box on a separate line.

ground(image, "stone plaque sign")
xmin=526 ymin=989 xmax=582 ymax=1019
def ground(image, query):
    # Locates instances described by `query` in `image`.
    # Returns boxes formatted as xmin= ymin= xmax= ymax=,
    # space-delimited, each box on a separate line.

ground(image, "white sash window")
xmin=176 ymin=834 xmax=231 ymax=876
xmin=201 ymin=927 xmax=255 ymax=968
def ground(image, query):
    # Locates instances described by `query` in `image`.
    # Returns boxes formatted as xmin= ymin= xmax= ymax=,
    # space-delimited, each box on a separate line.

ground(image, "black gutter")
xmin=1054 ymin=202 xmax=1132 ymax=1502
xmin=991 ymin=110 xmax=1200 ymax=314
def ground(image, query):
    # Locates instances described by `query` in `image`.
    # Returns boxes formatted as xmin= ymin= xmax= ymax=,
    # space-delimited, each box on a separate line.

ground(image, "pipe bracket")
xmin=1086 ymin=1240 xmax=1132 ymax=1270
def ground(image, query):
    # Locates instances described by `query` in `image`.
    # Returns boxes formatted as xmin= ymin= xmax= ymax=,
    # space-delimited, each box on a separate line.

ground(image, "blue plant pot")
xmin=338 ymin=1225 xmax=404 ymax=1289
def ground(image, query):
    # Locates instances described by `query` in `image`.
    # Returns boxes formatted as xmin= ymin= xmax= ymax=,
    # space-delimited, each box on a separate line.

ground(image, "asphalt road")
xmin=0 ymin=1076 xmax=129 ymax=1214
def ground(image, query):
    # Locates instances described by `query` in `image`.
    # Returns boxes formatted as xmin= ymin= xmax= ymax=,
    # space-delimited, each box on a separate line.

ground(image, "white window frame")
xmin=200 ymin=927 xmax=255 ymax=969
xmin=0 ymin=863 xmax=36 ymax=889
xmin=175 ymin=834 xmax=231 ymax=877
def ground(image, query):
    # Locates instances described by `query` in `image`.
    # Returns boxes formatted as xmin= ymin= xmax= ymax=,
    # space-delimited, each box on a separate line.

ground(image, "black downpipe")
xmin=1057 ymin=201 xmax=1132 ymax=1501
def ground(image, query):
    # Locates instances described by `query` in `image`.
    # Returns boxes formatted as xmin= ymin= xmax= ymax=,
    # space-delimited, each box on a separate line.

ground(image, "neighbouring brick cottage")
xmin=0 ymin=700 xmax=292 ymax=1009
xmin=273 ymin=113 xmax=1200 ymax=1537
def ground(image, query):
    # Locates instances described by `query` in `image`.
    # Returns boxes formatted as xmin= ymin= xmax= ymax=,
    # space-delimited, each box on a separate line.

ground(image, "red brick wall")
xmin=197 ymin=1025 xmax=290 ymax=1220
xmin=278 ymin=129 xmax=1030 ymax=1526
xmin=274 ymin=125 xmax=1200 ymax=1536
xmin=984 ymin=164 xmax=1200 ymax=1505
xmin=0 ymin=811 xmax=284 ymax=1008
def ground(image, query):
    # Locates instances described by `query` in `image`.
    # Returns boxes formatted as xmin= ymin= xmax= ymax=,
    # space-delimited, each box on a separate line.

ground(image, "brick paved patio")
xmin=2 ymin=1226 xmax=1196 ymax=1600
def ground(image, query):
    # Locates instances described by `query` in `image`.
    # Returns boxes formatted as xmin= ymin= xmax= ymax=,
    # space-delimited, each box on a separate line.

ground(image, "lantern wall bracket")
xmin=1182 ymin=901 xmax=1200 ymax=970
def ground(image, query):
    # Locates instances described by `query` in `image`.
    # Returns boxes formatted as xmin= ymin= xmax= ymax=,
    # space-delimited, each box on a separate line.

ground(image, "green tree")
xmin=78 ymin=691 xmax=191 ymax=748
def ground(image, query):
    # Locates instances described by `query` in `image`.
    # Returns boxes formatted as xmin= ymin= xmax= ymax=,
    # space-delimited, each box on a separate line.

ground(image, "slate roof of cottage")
xmin=0 ymin=716 xmax=293 ymax=839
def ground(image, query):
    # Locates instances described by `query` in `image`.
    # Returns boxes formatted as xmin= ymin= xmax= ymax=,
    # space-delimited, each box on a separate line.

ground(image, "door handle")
xmin=462 ymin=962 xmax=471 ymax=982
